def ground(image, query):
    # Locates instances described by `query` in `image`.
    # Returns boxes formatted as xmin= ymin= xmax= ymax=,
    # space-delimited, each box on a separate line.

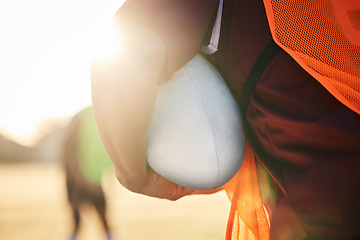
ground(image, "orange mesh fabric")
xmin=263 ymin=0 xmax=360 ymax=114
xmin=223 ymin=141 xmax=270 ymax=240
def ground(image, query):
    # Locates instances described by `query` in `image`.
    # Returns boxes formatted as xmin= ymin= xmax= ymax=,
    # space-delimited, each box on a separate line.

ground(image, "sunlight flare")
xmin=89 ymin=20 xmax=121 ymax=62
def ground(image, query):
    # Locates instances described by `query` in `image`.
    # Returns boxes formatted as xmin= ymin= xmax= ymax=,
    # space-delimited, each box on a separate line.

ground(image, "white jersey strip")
xmin=201 ymin=0 xmax=223 ymax=55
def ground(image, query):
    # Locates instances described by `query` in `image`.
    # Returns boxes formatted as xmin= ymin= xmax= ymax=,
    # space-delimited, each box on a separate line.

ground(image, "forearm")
xmin=91 ymin=19 xmax=167 ymax=191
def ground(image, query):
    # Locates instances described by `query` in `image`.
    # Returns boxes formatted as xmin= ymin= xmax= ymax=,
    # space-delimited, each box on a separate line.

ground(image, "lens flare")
xmin=89 ymin=20 xmax=121 ymax=61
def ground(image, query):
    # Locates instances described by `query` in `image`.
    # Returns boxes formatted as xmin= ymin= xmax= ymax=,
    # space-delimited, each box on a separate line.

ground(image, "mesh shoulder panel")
xmin=263 ymin=0 xmax=360 ymax=114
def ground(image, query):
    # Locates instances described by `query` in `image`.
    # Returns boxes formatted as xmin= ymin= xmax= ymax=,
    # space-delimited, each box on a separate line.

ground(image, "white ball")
xmin=147 ymin=54 xmax=245 ymax=190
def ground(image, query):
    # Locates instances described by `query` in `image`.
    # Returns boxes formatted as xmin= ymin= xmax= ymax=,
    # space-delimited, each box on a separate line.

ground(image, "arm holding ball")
xmin=91 ymin=19 xmax=198 ymax=200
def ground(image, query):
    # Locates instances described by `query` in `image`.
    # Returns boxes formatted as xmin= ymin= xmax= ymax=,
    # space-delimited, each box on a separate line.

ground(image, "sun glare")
xmin=89 ymin=21 xmax=121 ymax=62
xmin=0 ymin=0 xmax=125 ymax=146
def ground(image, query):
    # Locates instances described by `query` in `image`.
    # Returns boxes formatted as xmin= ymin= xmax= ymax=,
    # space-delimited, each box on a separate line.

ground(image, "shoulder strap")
xmin=241 ymin=40 xmax=281 ymax=116
xmin=240 ymin=39 xmax=281 ymax=165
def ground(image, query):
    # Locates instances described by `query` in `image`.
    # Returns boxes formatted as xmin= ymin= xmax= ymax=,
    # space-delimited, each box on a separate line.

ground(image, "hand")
xmin=130 ymin=167 xmax=195 ymax=201
xmin=116 ymin=165 xmax=223 ymax=200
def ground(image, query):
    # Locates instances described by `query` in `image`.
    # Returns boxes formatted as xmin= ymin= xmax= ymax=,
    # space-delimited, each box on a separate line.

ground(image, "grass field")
xmin=0 ymin=163 xmax=230 ymax=240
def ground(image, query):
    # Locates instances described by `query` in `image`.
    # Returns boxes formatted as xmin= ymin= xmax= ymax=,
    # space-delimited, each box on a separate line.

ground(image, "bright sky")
xmin=0 ymin=0 xmax=125 ymax=146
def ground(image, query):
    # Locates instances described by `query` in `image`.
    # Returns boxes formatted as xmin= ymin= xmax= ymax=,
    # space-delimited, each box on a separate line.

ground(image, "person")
xmin=90 ymin=0 xmax=360 ymax=239
xmin=62 ymin=106 xmax=115 ymax=240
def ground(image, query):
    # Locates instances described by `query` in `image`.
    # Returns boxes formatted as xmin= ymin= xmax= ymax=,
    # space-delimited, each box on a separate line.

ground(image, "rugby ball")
xmin=146 ymin=54 xmax=245 ymax=190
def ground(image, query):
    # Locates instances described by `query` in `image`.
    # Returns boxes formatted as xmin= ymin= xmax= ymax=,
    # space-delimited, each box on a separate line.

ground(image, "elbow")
xmin=114 ymin=170 xmax=147 ymax=194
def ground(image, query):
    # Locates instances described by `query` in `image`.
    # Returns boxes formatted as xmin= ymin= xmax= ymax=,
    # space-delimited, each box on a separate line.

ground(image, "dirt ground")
xmin=0 ymin=163 xmax=230 ymax=240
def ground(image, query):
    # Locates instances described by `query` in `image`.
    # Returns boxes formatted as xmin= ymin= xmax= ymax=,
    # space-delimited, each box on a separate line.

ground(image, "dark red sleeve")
xmin=113 ymin=0 xmax=219 ymax=79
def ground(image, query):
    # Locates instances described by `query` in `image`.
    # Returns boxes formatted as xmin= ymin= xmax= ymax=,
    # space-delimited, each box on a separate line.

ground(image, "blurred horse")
xmin=62 ymin=106 xmax=114 ymax=240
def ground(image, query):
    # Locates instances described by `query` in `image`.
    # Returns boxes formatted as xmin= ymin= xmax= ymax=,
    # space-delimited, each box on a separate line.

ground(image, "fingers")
xmin=140 ymin=169 xmax=195 ymax=201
